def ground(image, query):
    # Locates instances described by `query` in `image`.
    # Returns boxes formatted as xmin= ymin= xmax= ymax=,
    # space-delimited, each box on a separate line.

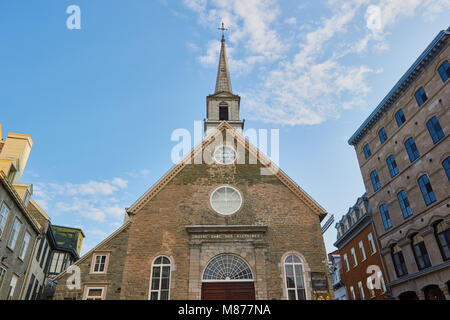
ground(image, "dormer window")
xmin=219 ymin=102 xmax=229 ymax=121
xmin=24 ymin=190 xmax=31 ymax=206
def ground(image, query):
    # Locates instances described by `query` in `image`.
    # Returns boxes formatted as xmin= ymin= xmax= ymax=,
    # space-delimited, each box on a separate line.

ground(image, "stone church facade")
xmin=52 ymin=33 xmax=331 ymax=300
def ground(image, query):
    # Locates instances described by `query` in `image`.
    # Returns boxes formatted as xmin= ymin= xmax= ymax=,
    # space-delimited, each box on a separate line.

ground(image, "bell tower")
xmin=204 ymin=23 xmax=244 ymax=135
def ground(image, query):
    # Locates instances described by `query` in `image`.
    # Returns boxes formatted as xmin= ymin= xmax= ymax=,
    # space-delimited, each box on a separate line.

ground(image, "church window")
xmin=202 ymin=254 xmax=253 ymax=281
xmin=149 ymin=256 xmax=171 ymax=300
xmin=219 ymin=102 xmax=229 ymax=121
xmin=214 ymin=145 xmax=236 ymax=165
xmin=284 ymin=254 xmax=306 ymax=300
xmin=210 ymin=186 xmax=242 ymax=215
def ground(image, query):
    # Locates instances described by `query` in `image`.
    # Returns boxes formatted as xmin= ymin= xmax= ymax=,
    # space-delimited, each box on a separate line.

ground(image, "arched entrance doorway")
xmin=398 ymin=291 xmax=419 ymax=300
xmin=423 ymin=285 xmax=446 ymax=300
xmin=201 ymin=254 xmax=255 ymax=300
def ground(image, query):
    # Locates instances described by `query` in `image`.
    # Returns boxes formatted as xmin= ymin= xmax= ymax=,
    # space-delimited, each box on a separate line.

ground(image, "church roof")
xmin=127 ymin=122 xmax=328 ymax=221
xmin=214 ymin=35 xmax=233 ymax=94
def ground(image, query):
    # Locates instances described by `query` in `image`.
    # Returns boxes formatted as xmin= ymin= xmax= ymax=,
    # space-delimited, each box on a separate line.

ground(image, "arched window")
xmin=418 ymin=174 xmax=436 ymax=206
xmin=411 ymin=234 xmax=431 ymax=270
xmin=149 ymin=256 xmax=171 ymax=300
xmin=434 ymin=220 xmax=450 ymax=261
xmin=202 ymin=254 xmax=253 ymax=281
xmin=391 ymin=244 xmax=408 ymax=278
xmin=397 ymin=190 xmax=412 ymax=219
xmin=414 ymin=87 xmax=428 ymax=106
xmin=438 ymin=60 xmax=450 ymax=82
xmin=405 ymin=137 xmax=420 ymax=162
xmin=443 ymin=157 xmax=450 ymax=181
xmin=395 ymin=109 xmax=406 ymax=127
xmin=284 ymin=254 xmax=306 ymax=300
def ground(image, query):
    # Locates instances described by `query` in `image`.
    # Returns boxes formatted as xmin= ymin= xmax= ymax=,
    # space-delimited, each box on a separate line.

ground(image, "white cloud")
xmin=184 ymin=0 xmax=448 ymax=126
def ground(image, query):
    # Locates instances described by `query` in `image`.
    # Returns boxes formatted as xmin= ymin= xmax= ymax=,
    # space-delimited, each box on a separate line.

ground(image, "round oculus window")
xmin=210 ymin=186 xmax=242 ymax=215
xmin=214 ymin=145 xmax=237 ymax=165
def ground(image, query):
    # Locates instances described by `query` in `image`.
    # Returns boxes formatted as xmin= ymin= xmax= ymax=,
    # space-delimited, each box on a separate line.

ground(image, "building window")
xmin=360 ymin=203 xmax=367 ymax=215
xmin=7 ymin=275 xmax=18 ymax=300
xmin=418 ymin=174 xmax=436 ymax=206
xmin=350 ymin=247 xmax=358 ymax=267
xmin=219 ymin=104 xmax=229 ymax=121
xmin=23 ymin=190 xmax=31 ymax=207
xmin=443 ymin=157 xmax=450 ymax=182
xmin=370 ymin=170 xmax=381 ymax=192
xmin=83 ymin=287 xmax=106 ymax=300
xmin=210 ymin=186 xmax=242 ymax=216
xmin=25 ymin=274 xmax=36 ymax=300
xmin=343 ymin=218 xmax=349 ymax=231
xmin=378 ymin=271 xmax=387 ymax=293
xmin=358 ymin=281 xmax=365 ymax=300
xmin=214 ymin=145 xmax=237 ymax=165
xmin=343 ymin=254 xmax=350 ymax=272
xmin=438 ymin=60 xmax=450 ymax=82
xmin=0 ymin=203 xmax=10 ymax=238
xmin=386 ymin=155 xmax=399 ymax=178
xmin=0 ymin=267 xmax=6 ymax=291
xmin=283 ymin=254 xmax=306 ymax=300
xmin=49 ymin=252 xmax=66 ymax=274
xmin=411 ymin=234 xmax=431 ymax=270
xmin=91 ymin=253 xmax=109 ymax=274
xmin=351 ymin=211 xmax=357 ymax=224
xmin=359 ymin=241 xmax=367 ymax=261
xmin=434 ymin=220 xmax=450 ymax=261
xmin=149 ymin=256 xmax=171 ymax=300
xmin=363 ymin=144 xmax=371 ymax=159
xmin=19 ymin=232 xmax=31 ymax=260
xmin=203 ymin=254 xmax=253 ymax=281
xmin=8 ymin=218 xmax=22 ymax=250
xmin=404 ymin=137 xmax=420 ymax=162
xmin=395 ymin=109 xmax=406 ymax=127
xmin=349 ymin=286 xmax=356 ymax=300
xmin=392 ymin=245 xmax=408 ymax=278
xmin=379 ymin=204 xmax=392 ymax=230
xmin=368 ymin=233 xmax=377 ymax=254
xmin=378 ymin=128 xmax=387 ymax=144
xmin=426 ymin=116 xmax=444 ymax=144
xmin=397 ymin=190 xmax=412 ymax=219
xmin=414 ymin=87 xmax=428 ymax=106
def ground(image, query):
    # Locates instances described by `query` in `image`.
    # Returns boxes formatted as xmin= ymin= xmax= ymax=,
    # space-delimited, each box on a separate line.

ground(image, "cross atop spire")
xmin=218 ymin=22 xmax=228 ymax=39
xmin=215 ymin=22 xmax=232 ymax=93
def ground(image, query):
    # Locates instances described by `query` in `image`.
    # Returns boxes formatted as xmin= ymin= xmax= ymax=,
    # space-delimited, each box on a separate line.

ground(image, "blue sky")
xmin=0 ymin=0 xmax=448 ymax=255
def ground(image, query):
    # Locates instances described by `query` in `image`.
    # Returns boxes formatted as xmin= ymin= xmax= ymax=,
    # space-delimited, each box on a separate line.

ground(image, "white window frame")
xmin=358 ymin=281 xmax=365 ymax=300
xmin=7 ymin=218 xmax=22 ymax=251
xmin=349 ymin=286 xmax=356 ymax=300
xmin=343 ymin=254 xmax=350 ymax=272
xmin=213 ymin=145 xmax=237 ymax=165
xmin=0 ymin=267 xmax=6 ymax=291
xmin=368 ymin=233 xmax=377 ymax=254
xmin=0 ymin=202 xmax=10 ymax=239
xmin=210 ymin=185 xmax=242 ymax=216
xmin=351 ymin=247 xmax=358 ymax=267
xmin=19 ymin=232 xmax=31 ymax=261
xmin=359 ymin=241 xmax=367 ymax=261
xmin=83 ymin=286 xmax=107 ymax=300
xmin=283 ymin=254 xmax=307 ymax=300
xmin=8 ymin=274 xmax=18 ymax=300
xmin=378 ymin=271 xmax=387 ymax=293
xmin=90 ymin=253 xmax=110 ymax=274
xmin=149 ymin=256 xmax=171 ymax=300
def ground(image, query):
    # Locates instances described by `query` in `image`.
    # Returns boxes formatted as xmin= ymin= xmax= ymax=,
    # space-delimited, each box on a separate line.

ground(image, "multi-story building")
xmin=334 ymin=195 xmax=390 ymax=300
xmin=0 ymin=128 xmax=41 ymax=300
xmin=328 ymin=250 xmax=348 ymax=300
xmin=348 ymin=28 xmax=450 ymax=300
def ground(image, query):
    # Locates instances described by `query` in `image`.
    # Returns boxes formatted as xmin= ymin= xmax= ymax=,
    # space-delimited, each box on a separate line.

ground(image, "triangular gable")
xmin=127 ymin=122 xmax=328 ymax=220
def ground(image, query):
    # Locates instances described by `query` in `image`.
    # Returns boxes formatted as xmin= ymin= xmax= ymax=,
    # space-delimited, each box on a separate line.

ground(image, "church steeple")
xmin=215 ymin=25 xmax=232 ymax=94
xmin=204 ymin=22 xmax=244 ymax=135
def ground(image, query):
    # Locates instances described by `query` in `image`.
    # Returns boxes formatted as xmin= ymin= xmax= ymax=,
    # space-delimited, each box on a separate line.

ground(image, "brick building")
xmin=52 ymin=33 xmax=332 ymax=300
xmin=348 ymin=28 xmax=450 ymax=300
xmin=334 ymin=195 xmax=389 ymax=300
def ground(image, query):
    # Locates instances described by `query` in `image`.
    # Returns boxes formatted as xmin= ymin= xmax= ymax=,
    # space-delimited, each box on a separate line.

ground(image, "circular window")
xmin=214 ymin=145 xmax=237 ymax=165
xmin=210 ymin=186 xmax=242 ymax=215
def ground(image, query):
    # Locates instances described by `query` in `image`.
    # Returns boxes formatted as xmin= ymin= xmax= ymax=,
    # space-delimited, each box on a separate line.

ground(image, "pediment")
xmin=127 ymin=122 xmax=328 ymax=220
